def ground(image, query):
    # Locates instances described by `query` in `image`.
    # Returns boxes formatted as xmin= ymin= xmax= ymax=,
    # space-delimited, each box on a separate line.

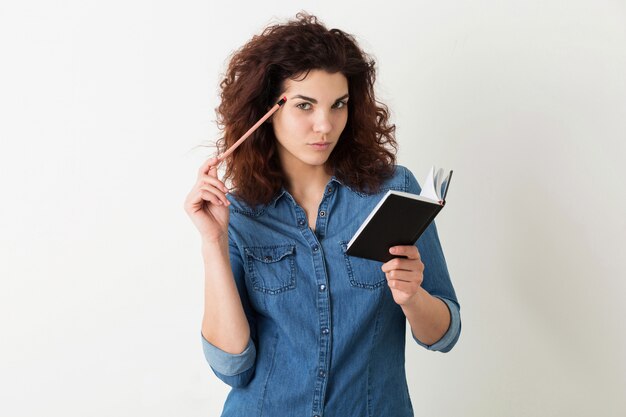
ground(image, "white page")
xmin=420 ymin=166 xmax=440 ymax=201
xmin=434 ymin=167 xmax=444 ymax=200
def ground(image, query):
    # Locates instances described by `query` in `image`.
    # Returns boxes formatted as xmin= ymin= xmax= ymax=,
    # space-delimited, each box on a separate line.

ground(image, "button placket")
xmin=314 ymin=186 xmax=334 ymax=238
xmin=292 ymin=201 xmax=331 ymax=413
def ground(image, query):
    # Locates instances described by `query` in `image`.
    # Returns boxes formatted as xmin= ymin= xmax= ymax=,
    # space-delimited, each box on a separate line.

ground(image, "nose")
xmin=312 ymin=110 xmax=332 ymax=135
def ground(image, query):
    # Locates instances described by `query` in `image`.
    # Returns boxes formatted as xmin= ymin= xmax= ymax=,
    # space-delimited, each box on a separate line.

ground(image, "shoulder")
xmin=225 ymin=193 xmax=268 ymax=218
xmin=379 ymin=165 xmax=422 ymax=194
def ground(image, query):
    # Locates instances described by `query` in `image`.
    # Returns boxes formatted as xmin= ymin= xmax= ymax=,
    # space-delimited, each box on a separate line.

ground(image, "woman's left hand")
xmin=381 ymin=245 xmax=424 ymax=306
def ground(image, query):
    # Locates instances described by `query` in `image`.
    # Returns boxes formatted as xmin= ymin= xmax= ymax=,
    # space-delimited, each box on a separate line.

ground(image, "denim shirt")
xmin=202 ymin=165 xmax=461 ymax=417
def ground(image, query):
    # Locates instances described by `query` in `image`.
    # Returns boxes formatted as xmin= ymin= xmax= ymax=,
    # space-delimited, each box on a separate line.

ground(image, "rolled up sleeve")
xmin=411 ymin=297 xmax=461 ymax=352
xmin=201 ymin=333 xmax=256 ymax=387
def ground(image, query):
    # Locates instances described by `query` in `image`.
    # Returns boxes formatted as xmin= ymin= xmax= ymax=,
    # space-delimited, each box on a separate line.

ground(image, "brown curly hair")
xmin=215 ymin=12 xmax=397 ymax=206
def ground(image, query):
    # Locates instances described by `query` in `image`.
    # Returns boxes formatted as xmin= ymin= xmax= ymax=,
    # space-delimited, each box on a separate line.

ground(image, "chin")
xmin=302 ymin=158 xmax=330 ymax=167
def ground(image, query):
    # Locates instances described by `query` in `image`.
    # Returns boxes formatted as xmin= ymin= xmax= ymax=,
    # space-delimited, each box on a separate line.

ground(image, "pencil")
xmin=217 ymin=96 xmax=287 ymax=162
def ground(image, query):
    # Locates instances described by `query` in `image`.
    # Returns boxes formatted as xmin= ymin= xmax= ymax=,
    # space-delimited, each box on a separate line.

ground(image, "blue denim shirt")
xmin=202 ymin=165 xmax=461 ymax=417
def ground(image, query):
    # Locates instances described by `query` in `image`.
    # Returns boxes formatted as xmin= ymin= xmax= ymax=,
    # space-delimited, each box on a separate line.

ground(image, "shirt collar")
xmin=269 ymin=188 xmax=288 ymax=208
xmin=269 ymin=176 xmax=348 ymax=208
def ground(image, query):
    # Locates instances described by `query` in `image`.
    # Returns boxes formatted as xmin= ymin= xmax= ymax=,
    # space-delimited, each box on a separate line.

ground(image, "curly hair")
xmin=215 ymin=12 xmax=397 ymax=206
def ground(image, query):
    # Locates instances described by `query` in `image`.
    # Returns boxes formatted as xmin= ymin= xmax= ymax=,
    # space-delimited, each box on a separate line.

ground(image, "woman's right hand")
xmin=183 ymin=157 xmax=231 ymax=243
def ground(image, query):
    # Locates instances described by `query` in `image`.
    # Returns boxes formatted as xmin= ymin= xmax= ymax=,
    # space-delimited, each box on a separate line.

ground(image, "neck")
xmin=283 ymin=164 xmax=332 ymax=203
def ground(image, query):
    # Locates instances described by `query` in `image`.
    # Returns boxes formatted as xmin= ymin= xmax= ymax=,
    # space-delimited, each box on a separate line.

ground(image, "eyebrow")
xmin=290 ymin=94 xmax=349 ymax=104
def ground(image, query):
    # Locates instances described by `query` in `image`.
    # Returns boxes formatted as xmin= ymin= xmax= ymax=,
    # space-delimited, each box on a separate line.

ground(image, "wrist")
xmin=400 ymin=286 xmax=429 ymax=310
xmin=201 ymin=235 xmax=228 ymax=255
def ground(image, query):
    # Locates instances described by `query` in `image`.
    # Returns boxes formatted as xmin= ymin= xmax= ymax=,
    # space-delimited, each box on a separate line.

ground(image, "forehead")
xmin=283 ymin=70 xmax=348 ymax=96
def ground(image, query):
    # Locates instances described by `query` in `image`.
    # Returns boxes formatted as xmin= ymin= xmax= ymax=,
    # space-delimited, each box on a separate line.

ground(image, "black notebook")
xmin=346 ymin=167 xmax=453 ymax=263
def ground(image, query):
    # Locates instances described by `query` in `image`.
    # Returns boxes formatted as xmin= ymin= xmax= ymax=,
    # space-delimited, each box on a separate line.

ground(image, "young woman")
xmin=184 ymin=13 xmax=461 ymax=417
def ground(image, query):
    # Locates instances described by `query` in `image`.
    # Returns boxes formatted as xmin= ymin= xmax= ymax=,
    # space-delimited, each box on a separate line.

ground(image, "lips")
xmin=309 ymin=142 xmax=331 ymax=150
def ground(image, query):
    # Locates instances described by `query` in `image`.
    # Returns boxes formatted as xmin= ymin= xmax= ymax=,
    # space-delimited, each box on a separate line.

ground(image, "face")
xmin=271 ymin=69 xmax=349 ymax=174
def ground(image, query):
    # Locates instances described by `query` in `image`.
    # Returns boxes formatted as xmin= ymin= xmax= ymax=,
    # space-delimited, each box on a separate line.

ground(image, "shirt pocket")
xmin=243 ymin=244 xmax=297 ymax=294
xmin=339 ymin=241 xmax=387 ymax=290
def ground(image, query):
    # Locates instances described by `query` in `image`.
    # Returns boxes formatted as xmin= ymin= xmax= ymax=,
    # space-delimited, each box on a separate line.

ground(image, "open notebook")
xmin=346 ymin=166 xmax=453 ymax=262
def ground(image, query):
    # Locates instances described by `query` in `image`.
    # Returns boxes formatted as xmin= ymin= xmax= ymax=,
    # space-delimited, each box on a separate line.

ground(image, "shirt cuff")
xmin=201 ymin=333 xmax=256 ymax=376
xmin=412 ymin=297 xmax=461 ymax=352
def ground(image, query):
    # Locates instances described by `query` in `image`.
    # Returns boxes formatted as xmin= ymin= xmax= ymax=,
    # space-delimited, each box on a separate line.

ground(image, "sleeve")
xmin=404 ymin=166 xmax=462 ymax=353
xmin=200 ymin=232 xmax=258 ymax=387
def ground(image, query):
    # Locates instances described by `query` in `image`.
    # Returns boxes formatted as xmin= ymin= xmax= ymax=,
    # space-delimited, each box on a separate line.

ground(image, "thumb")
xmin=208 ymin=160 xmax=221 ymax=178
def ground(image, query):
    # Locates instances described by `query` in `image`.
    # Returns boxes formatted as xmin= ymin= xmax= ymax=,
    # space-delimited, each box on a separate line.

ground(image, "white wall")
xmin=1 ymin=1 xmax=625 ymax=416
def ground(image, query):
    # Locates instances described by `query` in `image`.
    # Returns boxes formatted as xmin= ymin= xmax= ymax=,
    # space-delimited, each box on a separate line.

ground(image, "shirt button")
xmin=298 ymin=219 xmax=306 ymax=226
xmin=326 ymin=186 xmax=333 ymax=194
xmin=319 ymin=210 xmax=326 ymax=217
xmin=264 ymin=256 xmax=272 ymax=262
xmin=319 ymin=370 xmax=326 ymax=378
xmin=314 ymin=415 xmax=321 ymax=417
xmin=322 ymin=327 xmax=329 ymax=335
xmin=319 ymin=284 xmax=326 ymax=292
xmin=312 ymin=244 xmax=319 ymax=252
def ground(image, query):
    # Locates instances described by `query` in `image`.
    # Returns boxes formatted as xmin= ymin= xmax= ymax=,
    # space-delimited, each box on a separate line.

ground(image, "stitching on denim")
xmin=339 ymin=241 xmax=386 ymax=290
xmin=257 ymin=331 xmax=279 ymax=417
xmin=230 ymin=206 xmax=266 ymax=217
xmin=244 ymin=244 xmax=296 ymax=294
xmin=366 ymin=280 xmax=386 ymax=417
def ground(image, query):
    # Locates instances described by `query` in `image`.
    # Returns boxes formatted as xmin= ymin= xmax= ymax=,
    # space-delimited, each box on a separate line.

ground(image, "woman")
xmin=184 ymin=13 xmax=461 ymax=417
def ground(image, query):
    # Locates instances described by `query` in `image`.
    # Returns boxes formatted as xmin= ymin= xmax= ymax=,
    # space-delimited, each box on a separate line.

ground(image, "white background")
xmin=1 ymin=1 xmax=625 ymax=416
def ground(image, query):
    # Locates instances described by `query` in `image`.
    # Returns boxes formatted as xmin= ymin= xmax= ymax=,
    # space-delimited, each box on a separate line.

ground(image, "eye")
xmin=333 ymin=100 xmax=348 ymax=109
xmin=296 ymin=102 xmax=312 ymax=110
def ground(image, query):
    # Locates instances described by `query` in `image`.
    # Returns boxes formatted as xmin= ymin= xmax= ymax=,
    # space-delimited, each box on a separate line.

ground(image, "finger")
xmin=384 ymin=268 xmax=422 ymax=282
xmin=197 ymin=157 xmax=220 ymax=177
xmin=389 ymin=245 xmax=421 ymax=260
xmin=199 ymin=175 xmax=229 ymax=193
xmin=199 ymin=184 xmax=230 ymax=206
xmin=198 ymin=189 xmax=224 ymax=206
xmin=387 ymin=278 xmax=420 ymax=294
xmin=381 ymin=257 xmax=423 ymax=273
xmin=207 ymin=162 xmax=220 ymax=179
xmin=186 ymin=188 xmax=221 ymax=207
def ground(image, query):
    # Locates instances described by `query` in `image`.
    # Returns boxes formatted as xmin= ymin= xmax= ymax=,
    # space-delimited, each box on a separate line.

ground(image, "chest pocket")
xmin=243 ymin=244 xmax=296 ymax=294
xmin=339 ymin=241 xmax=387 ymax=290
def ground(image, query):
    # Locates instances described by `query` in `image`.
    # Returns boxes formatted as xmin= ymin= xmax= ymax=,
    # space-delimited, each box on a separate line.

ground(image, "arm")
xmin=399 ymin=286 xmax=451 ymax=346
xmin=200 ymin=235 xmax=257 ymax=387
xmin=201 ymin=237 xmax=250 ymax=354
xmin=183 ymin=156 xmax=256 ymax=387
xmin=382 ymin=242 xmax=461 ymax=353
xmin=411 ymin=218 xmax=461 ymax=352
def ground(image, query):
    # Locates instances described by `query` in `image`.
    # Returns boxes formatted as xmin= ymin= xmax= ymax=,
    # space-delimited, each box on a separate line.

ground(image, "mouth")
xmin=308 ymin=142 xmax=332 ymax=150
